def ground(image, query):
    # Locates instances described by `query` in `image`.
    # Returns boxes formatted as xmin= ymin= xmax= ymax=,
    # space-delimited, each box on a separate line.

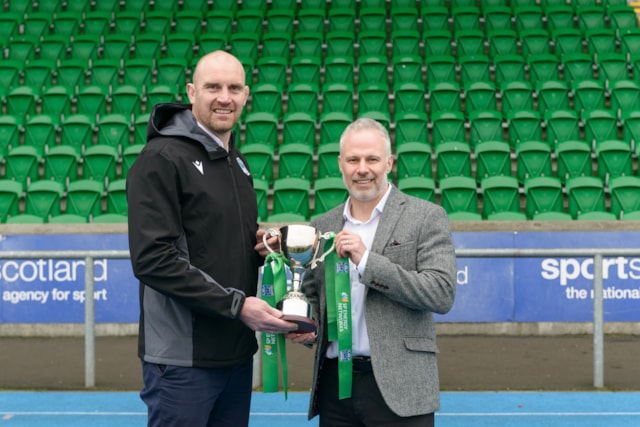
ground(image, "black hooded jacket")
xmin=126 ymin=103 xmax=262 ymax=367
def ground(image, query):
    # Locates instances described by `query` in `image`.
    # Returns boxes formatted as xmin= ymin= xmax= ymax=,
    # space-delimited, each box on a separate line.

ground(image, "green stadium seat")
xmin=204 ymin=10 xmax=233 ymax=35
xmin=483 ymin=6 xmax=513 ymax=33
xmin=500 ymin=81 xmax=534 ymax=115
xmin=488 ymin=29 xmax=519 ymax=58
xmin=555 ymin=140 xmax=593 ymax=183
xmin=464 ymin=81 xmax=497 ymax=112
xmin=596 ymin=53 xmax=631 ymax=83
xmin=621 ymin=110 xmax=640 ymax=148
xmin=607 ymin=4 xmax=639 ymax=31
xmin=55 ymin=59 xmax=88 ymax=88
xmin=391 ymin=55 xmax=423 ymax=85
xmin=474 ymin=140 xmax=512 ymax=182
xmin=285 ymin=84 xmax=319 ymax=118
xmin=261 ymin=32 xmax=292 ymax=60
xmin=235 ymin=8 xmax=264 ymax=34
xmin=544 ymin=5 xmax=574 ymax=32
xmin=105 ymin=179 xmax=128 ymax=216
xmin=359 ymin=8 xmax=387 ymax=33
xmin=316 ymin=143 xmax=341 ymax=179
xmin=397 ymin=176 xmax=436 ymax=203
xmin=5 ymin=146 xmax=41 ymax=186
xmin=38 ymin=35 xmax=70 ymax=62
xmin=22 ymin=12 xmax=50 ymax=38
xmin=43 ymin=145 xmax=80 ymax=185
xmin=393 ymin=82 xmax=426 ymax=115
xmin=390 ymin=29 xmax=421 ymax=57
xmin=552 ymin=28 xmax=584 ymax=58
xmin=112 ymin=11 xmax=142 ymax=35
xmin=243 ymin=112 xmax=279 ymax=147
xmin=524 ymin=176 xmax=564 ymax=219
xmin=111 ymin=85 xmax=143 ymax=115
xmin=319 ymin=112 xmax=351 ymax=146
xmin=506 ymin=110 xmax=542 ymax=148
xmin=252 ymin=178 xmax=269 ymax=222
xmin=514 ymin=5 xmax=544 ymax=31
xmin=422 ymin=29 xmax=453 ymax=57
xmin=130 ymin=33 xmax=164 ymax=60
xmin=89 ymin=59 xmax=122 ymax=87
xmin=326 ymin=31 xmax=356 ymax=58
xmin=277 ymin=143 xmax=314 ymax=180
xmin=290 ymin=56 xmax=321 ymax=88
xmin=230 ymin=33 xmax=260 ymax=62
xmin=240 ymin=144 xmax=274 ymax=183
xmin=24 ymin=115 xmax=59 ymax=156
xmin=421 ymin=6 xmax=449 ymax=32
xmin=322 ymin=83 xmax=354 ymax=116
xmin=25 ymin=180 xmax=64 ymax=221
xmin=609 ymin=80 xmax=640 ymax=113
xmin=92 ymin=0 xmax=119 ymax=12
xmin=122 ymin=58 xmax=154 ymax=87
xmin=210 ymin=0 xmax=239 ymax=12
xmin=459 ymin=55 xmax=491 ymax=85
xmin=562 ymin=54 xmax=595 ymax=83
xmin=146 ymin=85 xmax=181 ymax=108
xmin=0 ymin=116 xmax=23 ymax=154
xmin=435 ymin=141 xmax=472 ymax=181
xmin=7 ymin=35 xmax=39 ymax=62
xmin=428 ymin=81 xmax=461 ymax=115
xmin=359 ymin=57 xmax=388 ymax=91
xmin=439 ymin=176 xmax=479 ymax=215
xmin=533 ymin=211 xmax=573 ymax=221
xmin=431 ymin=111 xmax=466 ymax=146
xmin=577 ymin=5 xmax=606 ymax=32
xmin=357 ymin=82 xmax=390 ymax=115
xmin=49 ymin=213 xmax=89 ymax=223
xmin=480 ymin=175 xmax=521 ymax=218
xmin=390 ymin=7 xmax=419 ymax=32
xmin=132 ymin=114 xmax=150 ymax=146
xmin=282 ymin=112 xmax=316 ymax=146
xmin=571 ymin=79 xmax=606 ymax=112
xmin=0 ymin=12 xmax=22 ymax=40
xmin=566 ymin=176 xmax=606 ymax=219
xmin=143 ymin=10 xmax=172 ymax=34
xmin=576 ymin=211 xmax=617 ymax=221
xmin=76 ymin=85 xmax=109 ymax=117
xmin=296 ymin=8 xmax=325 ymax=33
xmin=595 ymin=139 xmax=633 ymax=182
xmin=51 ymin=11 xmax=80 ymax=37
xmin=82 ymin=145 xmax=119 ymax=184
xmin=82 ymin=11 xmax=112 ymax=35
xmin=293 ymin=32 xmax=324 ymax=59
xmin=272 ymin=177 xmax=311 ymax=219
xmin=266 ymin=8 xmax=295 ymax=34
xmin=174 ymin=10 xmax=203 ymax=35
xmin=395 ymin=142 xmax=433 ymax=180
xmin=6 ymin=214 xmax=46 ymax=224
xmin=486 ymin=211 xmax=528 ymax=221
xmin=394 ymin=112 xmax=428 ymax=147
xmin=582 ymin=109 xmax=618 ymax=147
xmin=536 ymin=80 xmax=570 ymax=113
xmin=452 ymin=6 xmax=481 ymax=31
xmin=609 ymin=176 xmax=640 ymax=219
xmin=0 ymin=180 xmax=24 ymax=222
xmin=40 ymin=86 xmax=73 ymax=119
xmin=468 ymin=110 xmax=505 ymax=147
xmin=267 ymin=212 xmax=308 ymax=222
xmin=329 ymin=8 xmax=357 ymax=32
xmin=324 ymin=55 xmax=355 ymax=86
xmin=65 ymin=179 xmax=105 ymax=220
xmin=455 ymin=30 xmax=485 ymax=57
xmin=312 ymin=177 xmax=348 ymax=216
xmin=519 ymin=29 xmax=551 ymax=56
xmin=5 ymin=86 xmax=39 ymax=118
xmin=425 ymin=55 xmax=457 ymax=86
xmin=493 ymin=54 xmax=526 ymax=84
xmin=585 ymin=28 xmax=617 ymax=57
xmin=526 ymin=53 xmax=561 ymax=85
xmin=93 ymin=213 xmax=128 ymax=223
xmin=97 ymin=113 xmax=131 ymax=152
xmin=60 ymin=114 xmax=95 ymax=154
xmin=68 ymin=34 xmax=102 ymax=61
xmin=544 ymin=109 xmax=580 ymax=146
xmin=0 ymin=59 xmax=23 ymax=93
xmin=516 ymin=140 xmax=553 ymax=183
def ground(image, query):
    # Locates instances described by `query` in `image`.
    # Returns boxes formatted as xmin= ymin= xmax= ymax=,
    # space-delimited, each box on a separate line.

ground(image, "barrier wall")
xmin=1 ymin=223 xmax=639 ymax=324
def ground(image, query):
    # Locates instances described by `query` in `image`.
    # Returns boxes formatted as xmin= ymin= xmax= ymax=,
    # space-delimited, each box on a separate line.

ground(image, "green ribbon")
xmin=324 ymin=236 xmax=353 ymax=400
xmin=260 ymin=253 xmax=290 ymax=399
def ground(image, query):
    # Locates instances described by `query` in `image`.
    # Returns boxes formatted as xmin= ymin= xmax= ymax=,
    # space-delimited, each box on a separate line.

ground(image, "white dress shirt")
xmin=326 ymin=185 xmax=392 ymax=359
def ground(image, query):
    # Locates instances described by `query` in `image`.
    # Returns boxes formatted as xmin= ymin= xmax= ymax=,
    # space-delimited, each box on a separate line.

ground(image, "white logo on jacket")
xmin=192 ymin=161 xmax=204 ymax=175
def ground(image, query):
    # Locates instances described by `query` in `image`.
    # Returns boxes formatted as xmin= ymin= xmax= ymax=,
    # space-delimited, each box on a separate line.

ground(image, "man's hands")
xmin=335 ymin=230 xmax=365 ymax=265
xmin=255 ymin=229 xmax=280 ymax=258
xmin=239 ymin=296 xmax=297 ymax=334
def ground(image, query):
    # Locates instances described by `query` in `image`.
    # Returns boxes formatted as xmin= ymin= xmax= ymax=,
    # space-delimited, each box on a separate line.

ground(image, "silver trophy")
xmin=263 ymin=224 xmax=336 ymax=333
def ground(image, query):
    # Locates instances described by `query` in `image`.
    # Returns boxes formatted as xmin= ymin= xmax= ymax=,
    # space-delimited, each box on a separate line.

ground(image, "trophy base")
xmin=282 ymin=314 xmax=317 ymax=334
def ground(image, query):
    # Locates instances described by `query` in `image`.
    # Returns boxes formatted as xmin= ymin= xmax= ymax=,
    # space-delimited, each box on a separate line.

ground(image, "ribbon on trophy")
xmin=261 ymin=252 xmax=290 ymax=399
xmin=323 ymin=234 xmax=353 ymax=400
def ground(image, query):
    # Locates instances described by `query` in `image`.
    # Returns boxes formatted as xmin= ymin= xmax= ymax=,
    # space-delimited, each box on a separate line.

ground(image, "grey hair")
xmin=339 ymin=117 xmax=392 ymax=156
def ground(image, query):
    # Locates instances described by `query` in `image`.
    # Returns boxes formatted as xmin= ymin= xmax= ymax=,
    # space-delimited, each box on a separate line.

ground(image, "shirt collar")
xmin=196 ymin=121 xmax=226 ymax=150
xmin=343 ymin=184 xmax=393 ymax=224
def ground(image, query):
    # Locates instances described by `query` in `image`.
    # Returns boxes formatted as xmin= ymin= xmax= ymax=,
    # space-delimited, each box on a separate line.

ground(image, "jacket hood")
xmin=147 ymin=103 xmax=230 ymax=158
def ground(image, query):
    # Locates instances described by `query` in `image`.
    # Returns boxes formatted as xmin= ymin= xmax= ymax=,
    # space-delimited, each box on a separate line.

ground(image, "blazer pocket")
xmin=403 ymin=337 xmax=439 ymax=354
xmin=382 ymin=241 xmax=417 ymax=267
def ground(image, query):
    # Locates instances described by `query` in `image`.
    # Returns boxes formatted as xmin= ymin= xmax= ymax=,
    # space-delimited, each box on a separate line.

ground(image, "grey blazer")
xmin=303 ymin=186 xmax=457 ymax=419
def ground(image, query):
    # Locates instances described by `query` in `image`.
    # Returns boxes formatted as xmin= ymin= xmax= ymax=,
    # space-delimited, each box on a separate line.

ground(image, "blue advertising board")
xmin=0 ymin=232 xmax=639 ymax=323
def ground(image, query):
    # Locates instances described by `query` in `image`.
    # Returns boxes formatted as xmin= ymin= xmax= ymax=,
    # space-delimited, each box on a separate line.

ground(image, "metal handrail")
xmin=3 ymin=247 xmax=640 ymax=388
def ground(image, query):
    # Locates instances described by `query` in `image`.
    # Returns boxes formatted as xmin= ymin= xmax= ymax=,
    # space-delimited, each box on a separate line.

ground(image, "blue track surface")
xmin=1 ymin=391 xmax=639 ymax=426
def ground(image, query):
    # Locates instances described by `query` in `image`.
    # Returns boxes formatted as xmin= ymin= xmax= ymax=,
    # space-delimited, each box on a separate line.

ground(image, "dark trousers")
xmin=141 ymin=359 xmax=252 ymax=427
xmin=318 ymin=357 xmax=435 ymax=427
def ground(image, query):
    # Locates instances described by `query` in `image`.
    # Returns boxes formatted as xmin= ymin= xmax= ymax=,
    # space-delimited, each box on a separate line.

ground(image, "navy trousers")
xmin=140 ymin=359 xmax=253 ymax=427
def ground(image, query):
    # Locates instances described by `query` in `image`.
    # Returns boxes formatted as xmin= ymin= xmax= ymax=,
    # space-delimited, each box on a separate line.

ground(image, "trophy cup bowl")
xmin=264 ymin=225 xmax=336 ymax=334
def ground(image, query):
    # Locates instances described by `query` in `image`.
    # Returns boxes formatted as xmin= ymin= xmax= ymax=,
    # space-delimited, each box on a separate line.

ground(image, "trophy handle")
xmin=262 ymin=228 xmax=281 ymax=255
xmin=311 ymin=232 xmax=337 ymax=269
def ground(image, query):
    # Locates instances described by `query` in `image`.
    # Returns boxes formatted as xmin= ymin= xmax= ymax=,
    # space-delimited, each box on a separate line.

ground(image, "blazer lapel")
xmin=370 ymin=187 xmax=406 ymax=254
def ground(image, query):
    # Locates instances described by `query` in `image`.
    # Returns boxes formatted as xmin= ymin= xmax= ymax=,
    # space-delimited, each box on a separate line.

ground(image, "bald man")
xmin=127 ymin=51 xmax=296 ymax=427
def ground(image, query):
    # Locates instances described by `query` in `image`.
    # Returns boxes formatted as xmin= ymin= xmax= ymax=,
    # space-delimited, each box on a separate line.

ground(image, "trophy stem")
xmin=291 ymin=269 xmax=304 ymax=293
